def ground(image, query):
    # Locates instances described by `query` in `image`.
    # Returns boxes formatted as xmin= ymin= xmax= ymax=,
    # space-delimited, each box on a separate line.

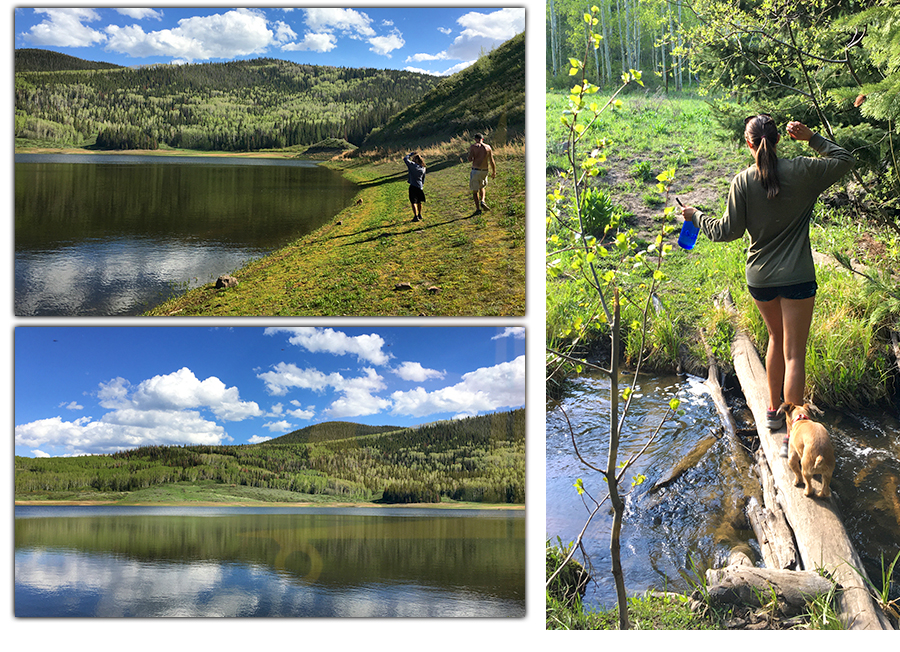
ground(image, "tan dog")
xmin=777 ymin=402 xmax=835 ymax=498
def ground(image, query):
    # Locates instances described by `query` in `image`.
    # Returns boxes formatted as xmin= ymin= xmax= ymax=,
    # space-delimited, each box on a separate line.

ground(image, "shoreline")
xmin=16 ymin=140 xmax=526 ymax=316
xmin=14 ymin=145 xmax=310 ymax=159
xmin=15 ymin=499 xmax=525 ymax=510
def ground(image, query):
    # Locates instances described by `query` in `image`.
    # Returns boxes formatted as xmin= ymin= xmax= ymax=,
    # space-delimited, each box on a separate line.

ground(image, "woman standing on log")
xmin=680 ymin=116 xmax=854 ymax=457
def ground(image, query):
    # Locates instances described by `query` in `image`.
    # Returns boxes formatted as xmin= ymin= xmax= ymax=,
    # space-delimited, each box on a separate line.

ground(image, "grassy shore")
xmin=17 ymin=138 xmax=525 ymax=316
xmin=134 ymin=138 xmax=526 ymax=317
xmin=15 ymin=481 xmax=524 ymax=509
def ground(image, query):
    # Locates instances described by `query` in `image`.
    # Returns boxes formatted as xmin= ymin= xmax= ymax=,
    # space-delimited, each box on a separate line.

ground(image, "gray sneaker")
xmin=766 ymin=408 xmax=784 ymax=430
xmin=779 ymin=436 xmax=790 ymax=459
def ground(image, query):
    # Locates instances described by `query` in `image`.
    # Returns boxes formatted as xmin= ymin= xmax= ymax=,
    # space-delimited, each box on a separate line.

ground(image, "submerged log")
xmin=730 ymin=325 xmax=892 ymax=630
xmin=648 ymin=433 xmax=718 ymax=493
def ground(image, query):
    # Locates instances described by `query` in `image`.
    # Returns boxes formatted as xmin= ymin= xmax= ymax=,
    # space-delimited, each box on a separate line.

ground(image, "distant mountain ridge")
xmin=15 ymin=48 xmax=123 ymax=71
xmin=14 ymin=32 xmax=524 ymax=152
xmin=265 ymin=421 xmax=400 ymax=445
xmin=15 ymin=409 xmax=525 ymax=505
xmin=15 ymin=51 xmax=439 ymax=149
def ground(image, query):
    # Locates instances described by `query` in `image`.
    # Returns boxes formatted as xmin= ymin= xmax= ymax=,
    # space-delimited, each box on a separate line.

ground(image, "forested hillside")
xmin=14 ymin=53 xmax=438 ymax=150
xmin=15 ymin=409 xmax=525 ymax=505
xmin=15 ymin=48 xmax=123 ymax=71
xmin=362 ymin=31 xmax=525 ymax=149
xmin=266 ymin=421 xmax=400 ymax=445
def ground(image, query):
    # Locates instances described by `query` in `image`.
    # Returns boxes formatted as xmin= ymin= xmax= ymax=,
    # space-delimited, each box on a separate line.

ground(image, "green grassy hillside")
xmin=361 ymin=32 xmax=525 ymax=149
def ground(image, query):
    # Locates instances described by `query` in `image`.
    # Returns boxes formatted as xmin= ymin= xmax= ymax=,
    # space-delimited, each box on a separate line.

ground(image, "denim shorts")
xmin=747 ymin=281 xmax=817 ymax=302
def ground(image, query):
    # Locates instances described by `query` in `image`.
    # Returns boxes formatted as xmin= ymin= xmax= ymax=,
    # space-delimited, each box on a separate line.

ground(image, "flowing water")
xmin=15 ymin=154 xmax=359 ymax=316
xmin=15 ymin=505 xmax=525 ymax=617
xmin=546 ymin=372 xmax=900 ymax=610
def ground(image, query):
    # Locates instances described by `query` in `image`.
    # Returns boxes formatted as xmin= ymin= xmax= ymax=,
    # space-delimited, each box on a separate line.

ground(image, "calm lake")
xmin=14 ymin=505 xmax=525 ymax=617
xmin=547 ymin=372 xmax=900 ymax=610
xmin=14 ymin=154 xmax=359 ymax=316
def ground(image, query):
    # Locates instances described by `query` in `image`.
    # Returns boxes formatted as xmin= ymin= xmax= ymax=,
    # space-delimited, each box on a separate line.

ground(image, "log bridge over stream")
xmin=702 ymin=294 xmax=893 ymax=630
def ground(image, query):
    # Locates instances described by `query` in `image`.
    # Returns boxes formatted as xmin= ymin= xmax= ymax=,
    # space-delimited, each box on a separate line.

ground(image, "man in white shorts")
xmin=467 ymin=133 xmax=496 ymax=215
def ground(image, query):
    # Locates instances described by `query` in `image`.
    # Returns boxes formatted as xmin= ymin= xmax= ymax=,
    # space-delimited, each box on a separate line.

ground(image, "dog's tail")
xmin=814 ymin=455 xmax=825 ymax=469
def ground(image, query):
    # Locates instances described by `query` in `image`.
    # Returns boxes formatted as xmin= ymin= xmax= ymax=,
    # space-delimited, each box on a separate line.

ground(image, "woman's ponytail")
xmin=746 ymin=115 xmax=780 ymax=199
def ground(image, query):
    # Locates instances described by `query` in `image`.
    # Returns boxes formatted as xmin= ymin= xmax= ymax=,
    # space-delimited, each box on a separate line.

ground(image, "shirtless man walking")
xmin=467 ymin=133 xmax=496 ymax=215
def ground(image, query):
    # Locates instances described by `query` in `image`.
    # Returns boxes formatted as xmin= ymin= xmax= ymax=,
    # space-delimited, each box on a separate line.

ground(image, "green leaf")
xmin=573 ymin=478 xmax=585 ymax=495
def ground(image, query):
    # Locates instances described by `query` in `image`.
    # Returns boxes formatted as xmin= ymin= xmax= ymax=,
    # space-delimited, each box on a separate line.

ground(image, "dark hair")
xmin=745 ymin=115 xmax=780 ymax=199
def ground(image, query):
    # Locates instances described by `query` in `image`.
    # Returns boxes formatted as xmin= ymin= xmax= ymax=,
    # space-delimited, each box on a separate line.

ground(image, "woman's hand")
xmin=681 ymin=205 xmax=697 ymax=221
xmin=787 ymin=121 xmax=813 ymax=141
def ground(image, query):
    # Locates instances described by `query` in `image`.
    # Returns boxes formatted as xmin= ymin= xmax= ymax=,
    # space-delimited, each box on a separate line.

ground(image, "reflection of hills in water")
xmin=14 ymin=156 xmax=358 ymax=316
xmin=15 ymin=510 xmax=525 ymax=596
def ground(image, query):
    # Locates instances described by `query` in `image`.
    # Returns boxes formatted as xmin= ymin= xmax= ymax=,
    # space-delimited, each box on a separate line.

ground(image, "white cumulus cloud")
xmin=303 ymin=8 xmax=375 ymax=37
xmin=25 ymin=8 xmax=106 ymax=48
xmin=369 ymin=30 xmax=404 ymax=57
xmin=390 ymin=355 xmax=525 ymax=419
xmin=282 ymin=32 xmax=337 ymax=53
xmin=265 ymin=327 xmax=391 ymax=365
xmin=493 ymin=327 xmax=526 ymax=340
xmin=115 ymin=9 xmax=163 ymax=21
xmin=393 ymin=361 xmax=445 ymax=383
xmin=119 ymin=367 xmax=263 ymax=421
xmin=104 ymin=8 xmax=275 ymax=62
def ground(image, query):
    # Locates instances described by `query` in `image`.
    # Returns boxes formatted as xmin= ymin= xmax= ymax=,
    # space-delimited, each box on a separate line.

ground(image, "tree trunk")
xmin=548 ymin=0 xmax=558 ymax=77
xmin=607 ymin=291 xmax=631 ymax=629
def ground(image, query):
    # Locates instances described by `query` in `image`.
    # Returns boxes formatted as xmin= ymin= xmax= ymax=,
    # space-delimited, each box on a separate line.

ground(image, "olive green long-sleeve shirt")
xmin=690 ymin=134 xmax=854 ymax=288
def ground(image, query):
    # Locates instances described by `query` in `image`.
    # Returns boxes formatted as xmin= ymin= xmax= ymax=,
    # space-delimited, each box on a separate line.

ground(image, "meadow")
xmin=546 ymin=89 xmax=900 ymax=411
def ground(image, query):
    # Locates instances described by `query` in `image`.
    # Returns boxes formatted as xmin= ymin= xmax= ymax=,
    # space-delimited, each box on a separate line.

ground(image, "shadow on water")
xmin=546 ymin=372 xmax=900 ymax=611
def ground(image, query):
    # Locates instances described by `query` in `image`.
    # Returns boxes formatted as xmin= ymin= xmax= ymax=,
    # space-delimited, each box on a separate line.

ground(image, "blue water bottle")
xmin=678 ymin=219 xmax=699 ymax=250
xmin=676 ymin=197 xmax=699 ymax=250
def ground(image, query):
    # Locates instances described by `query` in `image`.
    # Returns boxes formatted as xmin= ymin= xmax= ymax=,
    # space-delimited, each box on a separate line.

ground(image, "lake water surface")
xmin=15 ymin=154 xmax=358 ymax=316
xmin=15 ymin=505 xmax=525 ymax=617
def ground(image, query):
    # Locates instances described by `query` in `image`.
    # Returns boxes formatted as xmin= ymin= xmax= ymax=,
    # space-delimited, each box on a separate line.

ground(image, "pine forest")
xmin=14 ymin=49 xmax=440 ymax=151
xmin=15 ymin=409 xmax=526 ymax=505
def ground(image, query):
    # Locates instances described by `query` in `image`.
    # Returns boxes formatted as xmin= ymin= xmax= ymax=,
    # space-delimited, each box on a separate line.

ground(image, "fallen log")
xmin=705 ymin=564 xmax=836 ymax=617
xmin=746 ymin=495 xmax=797 ymax=571
xmin=748 ymin=446 xmax=798 ymax=570
xmin=730 ymin=325 xmax=892 ymax=629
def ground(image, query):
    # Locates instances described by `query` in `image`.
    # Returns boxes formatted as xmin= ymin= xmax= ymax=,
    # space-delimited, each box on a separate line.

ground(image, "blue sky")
xmin=14 ymin=326 xmax=526 ymax=458
xmin=13 ymin=6 xmax=526 ymax=76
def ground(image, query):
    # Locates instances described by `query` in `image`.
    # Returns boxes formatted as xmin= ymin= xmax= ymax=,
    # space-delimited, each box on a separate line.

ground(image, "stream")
xmin=546 ymin=372 xmax=900 ymax=610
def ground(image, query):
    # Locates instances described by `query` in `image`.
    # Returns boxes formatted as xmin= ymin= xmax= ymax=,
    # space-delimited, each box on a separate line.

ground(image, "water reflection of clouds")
xmin=15 ymin=241 xmax=253 ymax=316
xmin=16 ymin=548 xmax=522 ymax=617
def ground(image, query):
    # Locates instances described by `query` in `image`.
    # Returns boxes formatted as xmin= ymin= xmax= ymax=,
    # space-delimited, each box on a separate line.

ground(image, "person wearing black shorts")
xmin=681 ymin=117 xmax=854 ymax=457
xmin=404 ymin=153 xmax=426 ymax=222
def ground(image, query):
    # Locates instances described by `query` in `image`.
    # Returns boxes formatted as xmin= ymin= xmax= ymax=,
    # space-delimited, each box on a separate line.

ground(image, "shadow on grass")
xmin=337 ymin=213 xmax=481 ymax=247
xmin=355 ymin=158 xmax=462 ymax=187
